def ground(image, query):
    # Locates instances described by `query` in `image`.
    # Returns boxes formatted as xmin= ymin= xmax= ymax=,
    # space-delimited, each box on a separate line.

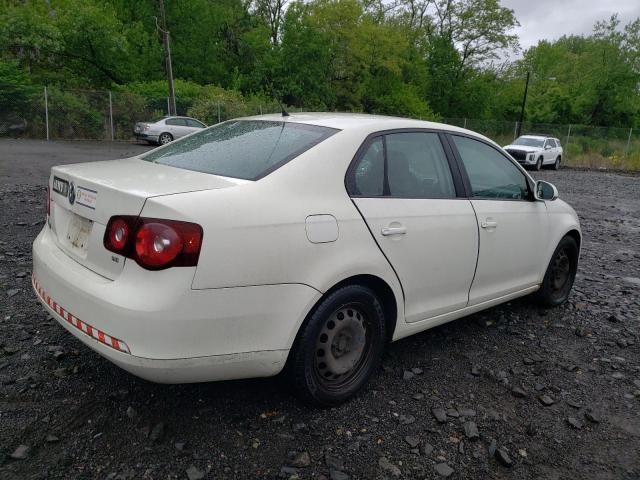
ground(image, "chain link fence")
xmin=443 ymin=118 xmax=639 ymax=170
xmin=0 ymin=86 xmax=284 ymax=142
xmin=1 ymin=86 xmax=638 ymax=169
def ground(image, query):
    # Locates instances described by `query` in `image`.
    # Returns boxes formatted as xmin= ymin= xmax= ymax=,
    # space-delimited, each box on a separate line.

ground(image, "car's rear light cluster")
xmin=104 ymin=216 xmax=203 ymax=270
xmin=45 ymin=186 xmax=50 ymax=217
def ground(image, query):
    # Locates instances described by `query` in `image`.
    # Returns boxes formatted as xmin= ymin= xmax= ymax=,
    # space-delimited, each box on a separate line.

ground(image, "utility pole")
xmin=156 ymin=0 xmax=176 ymax=116
xmin=516 ymin=71 xmax=530 ymax=138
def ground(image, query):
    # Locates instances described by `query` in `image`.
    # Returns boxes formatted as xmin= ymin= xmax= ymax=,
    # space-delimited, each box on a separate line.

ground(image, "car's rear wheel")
xmin=535 ymin=156 xmax=543 ymax=170
xmin=158 ymin=132 xmax=173 ymax=145
xmin=553 ymin=156 xmax=561 ymax=170
xmin=286 ymin=284 xmax=386 ymax=407
xmin=537 ymin=235 xmax=578 ymax=307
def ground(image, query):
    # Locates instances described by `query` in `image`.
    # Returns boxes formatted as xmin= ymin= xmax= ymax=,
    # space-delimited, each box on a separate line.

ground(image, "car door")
xmin=165 ymin=118 xmax=190 ymax=138
xmin=448 ymin=134 xmax=548 ymax=305
xmin=543 ymin=139 xmax=555 ymax=164
xmin=348 ymin=131 xmax=478 ymax=323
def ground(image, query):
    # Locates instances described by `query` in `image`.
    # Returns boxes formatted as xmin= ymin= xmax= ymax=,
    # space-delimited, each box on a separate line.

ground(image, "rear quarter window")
xmin=142 ymin=120 xmax=338 ymax=180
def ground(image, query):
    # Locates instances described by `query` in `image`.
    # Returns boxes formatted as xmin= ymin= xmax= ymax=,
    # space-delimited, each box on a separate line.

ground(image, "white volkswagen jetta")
xmin=33 ymin=113 xmax=581 ymax=406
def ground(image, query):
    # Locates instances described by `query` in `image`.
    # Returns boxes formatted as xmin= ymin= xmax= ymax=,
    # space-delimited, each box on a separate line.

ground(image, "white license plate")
xmin=67 ymin=214 xmax=93 ymax=252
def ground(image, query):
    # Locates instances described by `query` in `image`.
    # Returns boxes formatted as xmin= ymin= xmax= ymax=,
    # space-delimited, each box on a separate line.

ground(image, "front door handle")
xmin=381 ymin=224 xmax=407 ymax=236
xmin=481 ymin=220 xmax=498 ymax=229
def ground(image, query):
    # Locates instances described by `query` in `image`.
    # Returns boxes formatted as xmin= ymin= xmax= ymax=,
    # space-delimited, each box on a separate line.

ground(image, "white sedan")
xmin=33 ymin=113 xmax=581 ymax=406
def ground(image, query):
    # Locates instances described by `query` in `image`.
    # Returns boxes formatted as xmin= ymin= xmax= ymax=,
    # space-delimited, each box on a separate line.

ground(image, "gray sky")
xmin=501 ymin=0 xmax=640 ymax=51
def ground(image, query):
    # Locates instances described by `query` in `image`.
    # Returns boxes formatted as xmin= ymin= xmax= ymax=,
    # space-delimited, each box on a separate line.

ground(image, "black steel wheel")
xmin=538 ymin=235 xmax=579 ymax=306
xmin=286 ymin=284 xmax=386 ymax=406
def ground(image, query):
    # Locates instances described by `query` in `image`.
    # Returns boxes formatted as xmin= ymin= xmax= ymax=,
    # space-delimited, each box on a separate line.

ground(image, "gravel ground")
xmin=0 ymin=142 xmax=639 ymax=480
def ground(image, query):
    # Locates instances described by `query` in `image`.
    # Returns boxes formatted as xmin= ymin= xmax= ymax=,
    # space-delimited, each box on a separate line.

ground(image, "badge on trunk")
xmin=68 ymin=182 xmax=75 ymax=205
xmin=52 ymin=176 xmax=69 ymax=197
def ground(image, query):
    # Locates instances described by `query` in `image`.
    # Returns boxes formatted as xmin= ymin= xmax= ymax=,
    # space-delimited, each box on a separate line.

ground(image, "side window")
xmin=187 ymin=119 xmax=205 ymax=128
xmin=166 ymin=118 xmax=186 ymax=126
xmin=451 ymin=135 xmax=530 ymax=200
xmin=352 ymin=138 xmax=384 ymax=196
xmin=385 ymin=133 xmax=455 ymax=198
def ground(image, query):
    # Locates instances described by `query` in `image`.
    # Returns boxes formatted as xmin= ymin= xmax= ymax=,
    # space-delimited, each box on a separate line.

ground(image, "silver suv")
xmin=503 ymin=135 xmax=563 ymax=170
xmin=134 ymin=116 xmax=207 ymax=145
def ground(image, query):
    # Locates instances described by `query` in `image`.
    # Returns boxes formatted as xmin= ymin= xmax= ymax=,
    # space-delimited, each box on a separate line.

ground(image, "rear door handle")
xmin=381 ymin=225 xmax=407 ymax=236
xmin=481 ymin=220 xmax=498 ymax=229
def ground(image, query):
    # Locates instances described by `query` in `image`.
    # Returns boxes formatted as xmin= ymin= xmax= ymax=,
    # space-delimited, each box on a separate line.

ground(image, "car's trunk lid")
xmin=48 ymin=158 xmax=242 ymax=279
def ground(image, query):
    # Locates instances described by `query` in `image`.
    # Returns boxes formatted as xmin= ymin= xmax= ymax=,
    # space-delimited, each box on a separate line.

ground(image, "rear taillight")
xmin=104 ymin=216 xmax=203 ymax=270
xmin=45 ymin=186 xmax=50 ymax=217
xmin=105 ymin=218 xmax=130 ymax=251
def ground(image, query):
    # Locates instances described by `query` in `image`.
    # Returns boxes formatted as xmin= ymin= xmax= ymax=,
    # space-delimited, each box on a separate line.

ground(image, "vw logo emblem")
xmin=68 ymin=182 xmax=76 ymax=205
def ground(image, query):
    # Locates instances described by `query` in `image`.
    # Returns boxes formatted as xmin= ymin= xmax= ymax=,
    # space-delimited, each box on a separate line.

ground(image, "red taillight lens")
xmin=106 ymin=218 xmax=130 ymax=251
xmin=135 ymin=222 xmax=183 ymax=268
xmin=103 ymin=216 xmax=203 ymax=270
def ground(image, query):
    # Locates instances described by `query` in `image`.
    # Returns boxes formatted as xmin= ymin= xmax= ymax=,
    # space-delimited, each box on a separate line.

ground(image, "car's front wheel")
xmin=286 ymin=284 xmax=386 ymax=407
xmin=553 ymin=156 xmax=561 ymax=170
xmin=537 ymin=235 xmax=579 ymax=307
xmin=535 ymin=156 xmax=543 ymax=170
xmin=158 ymin=132 xmax=173 ymax=145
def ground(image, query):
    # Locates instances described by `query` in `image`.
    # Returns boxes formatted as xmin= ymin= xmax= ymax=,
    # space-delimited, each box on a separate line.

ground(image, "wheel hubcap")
xmin=160 ymin=135 xmax=170 ymax=144
xmin=315 ymin=307 xmax=367 ymax=382
xmin=551 ymin=248 xmax=571 ymax=291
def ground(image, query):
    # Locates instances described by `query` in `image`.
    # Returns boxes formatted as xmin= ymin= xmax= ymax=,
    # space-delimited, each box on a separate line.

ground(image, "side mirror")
xmin=544 ymin=145 xmax=552 ymax=150
xmin=536 ymin=180 xmax=558 ymax=201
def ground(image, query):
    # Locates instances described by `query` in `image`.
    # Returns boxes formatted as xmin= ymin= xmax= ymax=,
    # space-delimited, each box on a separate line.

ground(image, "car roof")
xmin=519 ymin=135 xmax=548 ymax=140
xmin=239 ymin=112 xmax=485 ymax=138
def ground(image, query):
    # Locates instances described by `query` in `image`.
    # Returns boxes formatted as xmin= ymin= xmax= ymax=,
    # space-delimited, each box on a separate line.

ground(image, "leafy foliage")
xmin=0 ymin=1 xmax=638 ymax=126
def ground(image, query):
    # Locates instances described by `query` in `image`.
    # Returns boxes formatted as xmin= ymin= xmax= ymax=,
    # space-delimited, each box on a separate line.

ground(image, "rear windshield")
xmin=142 ymin=120 xmax=338 ymax=180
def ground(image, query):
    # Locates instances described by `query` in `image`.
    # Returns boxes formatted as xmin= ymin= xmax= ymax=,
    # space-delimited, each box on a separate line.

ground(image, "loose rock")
xmin=10 ymin=444 xmax=30 ymax=459
xmin=149 ymin=422 xmax=165 ymax=442
xmin=539 ymin=394 xmax=555 ymax=406
xmin=431 ymin=407 xmax=447 ymax=423
xmin=421 ymin=443 xmax=434 ymax=456
xmin=378 ymin=457 xmax=401 ymax=477
xmin=567 ymin=416 xmax=583 ymax=429
xmin=435 ymin=462 xmax=454 ymax=477
xmin=512 ymin=386 xmax=528 ymax=398
xmin=289 ymin=451 xmax=311 ymax=468
xmin=463 ymin=421 xmax=480 ymax=440
xmin=495 ymin=448 xmax=513 ymax=467
xmin=185 ymin=465 xmax=205 ymax=480
xmin=404 ymin=435 xmax=420 ymax=448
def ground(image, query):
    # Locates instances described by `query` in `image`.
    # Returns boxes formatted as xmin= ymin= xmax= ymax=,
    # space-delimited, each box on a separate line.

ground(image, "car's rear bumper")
xmin=32 ymin=226 xmax=321 ymax=383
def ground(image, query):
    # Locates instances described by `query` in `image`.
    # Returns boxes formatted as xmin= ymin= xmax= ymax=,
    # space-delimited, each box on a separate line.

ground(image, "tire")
xmin=537 ymin=235 xmax=579 ymax=307
xmin=158 ymin=132 xmax=173 ymax=145
xmin=286 ymin=284 xmax=386 ymax=407
xmin=535 ymin=156 xmax=543 ymax=171
xmin=553 ymin=156 xmax=561 ymax=170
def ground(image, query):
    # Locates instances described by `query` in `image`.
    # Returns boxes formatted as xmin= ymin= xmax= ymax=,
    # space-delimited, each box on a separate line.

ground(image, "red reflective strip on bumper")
xmin=32 ymin=275 xmax=130 ymax=354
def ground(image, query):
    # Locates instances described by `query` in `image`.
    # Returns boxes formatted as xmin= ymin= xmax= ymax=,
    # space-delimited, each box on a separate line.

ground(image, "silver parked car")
xmin=134 ymin=116 xmax=207 ymax=145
